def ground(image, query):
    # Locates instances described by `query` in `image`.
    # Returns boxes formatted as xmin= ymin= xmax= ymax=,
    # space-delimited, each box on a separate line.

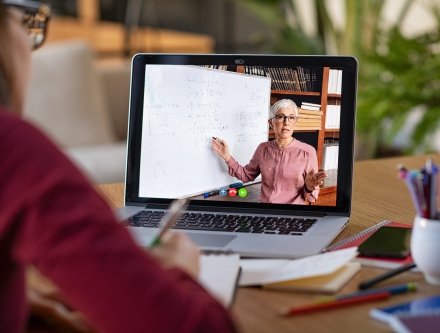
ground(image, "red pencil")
xmin=279 ymin=291 xmax=390 ymax=316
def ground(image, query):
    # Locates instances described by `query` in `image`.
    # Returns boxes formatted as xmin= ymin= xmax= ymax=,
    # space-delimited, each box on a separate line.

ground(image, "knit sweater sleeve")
xmin=0 ymin=111 xmax=236 ymax=333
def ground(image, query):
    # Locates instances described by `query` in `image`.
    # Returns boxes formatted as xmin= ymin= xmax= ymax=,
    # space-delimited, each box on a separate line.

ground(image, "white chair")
xmin=24 ymin=40 xmax=131 ymax=183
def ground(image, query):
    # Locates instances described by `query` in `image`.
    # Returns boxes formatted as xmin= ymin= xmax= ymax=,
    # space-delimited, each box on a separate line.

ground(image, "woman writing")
xmin=0 ymin=1 xmax=236 ymax=332
xmin=212 ymin=99 xmax=326 ymax=204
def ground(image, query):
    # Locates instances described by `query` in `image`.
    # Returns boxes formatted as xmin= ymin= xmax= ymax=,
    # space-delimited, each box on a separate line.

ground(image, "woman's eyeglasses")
xmin=272 ymin=114 xmax=298 ymax=123
xmin=4 ymin=0 xmax=51 ymax=50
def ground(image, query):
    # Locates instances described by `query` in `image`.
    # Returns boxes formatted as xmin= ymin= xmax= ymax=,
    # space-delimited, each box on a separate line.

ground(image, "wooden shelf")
xmin=271 ymin=90 xmax=320 ymax=96
xmin=46 ymin=0 xmax=214 ymax=57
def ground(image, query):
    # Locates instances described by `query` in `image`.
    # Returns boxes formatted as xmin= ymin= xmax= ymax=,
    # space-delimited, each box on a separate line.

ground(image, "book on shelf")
xmin=322 ymin=138 xmax=339 ymax=171
xmin=298 ymin=113 xmax=322 ymax=119
xmin=239 ymin=247 xmax=358 ymax=294
xmin=301 ymin=102 xmax=321 ymax=111
xmin=302 ymin=102 xmax=321 ymax=107
xmin=325 ymin=104 xmax=341 ymax=129
xmin=370 ymin=295 xmax=440 ymax=324
xmin=328 ymin=69 xmax=342 ymax=94
xmin=297 ymin=121 xmax=322 ymax=127
xmin=323 ymin=220 xmax=414 ymax=269
xmin=244 ymin=66 xmax=317 ymax=92
xmin=295 ymin=125 xmax=322 ymax=131
xmin=199 ymin=253 xmax=241 ymax=308
xmin=298 ymin=108 xmax=323 ymax=116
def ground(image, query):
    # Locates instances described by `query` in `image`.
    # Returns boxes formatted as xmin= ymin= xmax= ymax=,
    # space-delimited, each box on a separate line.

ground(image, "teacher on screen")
xmin=212 ymin=99 xmax=326 ymax=204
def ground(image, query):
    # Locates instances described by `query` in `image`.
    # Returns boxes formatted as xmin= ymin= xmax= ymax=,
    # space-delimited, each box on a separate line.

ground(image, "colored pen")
xmin=203 ymin=190 xmax=219 ymax=198
xmin=280 ymin=282 xmax=417 ymax=316
xmin=229 ymin=182 xmax=244 ymax=189
xmin=398 ymin=165 xmax=423 ymax=217
xmin=279 ymin=292 xmax=390 ymax=316
xmin=359 ymin=264 xmax=417 ymax=290
xmin=398 ymin=160 xmax=440 ymax=219
xmin=426 ymin=159 xmax=439 ymax=219
xmin=321 ymin=282 xmax=417 ymax=302
xmin=149 ymin=198 xmax=188 ymax=248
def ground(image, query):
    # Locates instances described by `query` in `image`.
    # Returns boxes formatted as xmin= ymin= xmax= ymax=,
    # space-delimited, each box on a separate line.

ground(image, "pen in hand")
xmin=149 ymin=198 xmax=189 ymax=248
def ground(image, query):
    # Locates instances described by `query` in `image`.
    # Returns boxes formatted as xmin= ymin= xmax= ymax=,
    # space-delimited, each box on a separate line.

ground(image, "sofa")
xmin=24 ymin=41 xmax=131 ymax=184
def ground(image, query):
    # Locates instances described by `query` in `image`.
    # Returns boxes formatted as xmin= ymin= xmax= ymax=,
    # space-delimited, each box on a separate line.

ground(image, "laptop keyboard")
xmin=123 ymin=210 xmax=317 ymax=235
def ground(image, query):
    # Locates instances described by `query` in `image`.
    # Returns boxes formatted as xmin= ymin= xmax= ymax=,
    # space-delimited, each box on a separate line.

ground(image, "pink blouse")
xmin=226 ymin=139 xmax=319 ymax=204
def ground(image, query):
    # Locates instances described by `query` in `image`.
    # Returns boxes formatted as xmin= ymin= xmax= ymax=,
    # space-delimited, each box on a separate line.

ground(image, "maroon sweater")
xmin=0 ymin=110 xmax=236 ymax=333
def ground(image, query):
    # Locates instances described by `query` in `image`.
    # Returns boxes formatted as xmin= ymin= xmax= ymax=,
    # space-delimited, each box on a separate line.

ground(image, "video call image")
xmin=138 ymin=64 xmax=341 ymax=206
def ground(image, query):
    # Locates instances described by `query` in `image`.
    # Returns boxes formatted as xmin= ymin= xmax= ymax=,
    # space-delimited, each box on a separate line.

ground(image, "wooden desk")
xmin=96 ymin=154 xmax=440 ymax=333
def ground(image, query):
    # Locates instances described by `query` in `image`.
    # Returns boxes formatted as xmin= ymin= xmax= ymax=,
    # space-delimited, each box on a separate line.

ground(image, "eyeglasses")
xmin=4 ymin=0 xmax=51 ymax=50
xmin=272 ymin=114 xmax=298 ymax=123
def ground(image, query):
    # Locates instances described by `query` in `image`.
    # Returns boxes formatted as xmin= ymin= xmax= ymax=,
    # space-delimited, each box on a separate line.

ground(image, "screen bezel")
xmin=125 ymin=54 xmax=357 ymax=215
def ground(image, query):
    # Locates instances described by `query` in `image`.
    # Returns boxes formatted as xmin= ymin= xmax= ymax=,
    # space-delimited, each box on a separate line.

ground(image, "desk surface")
xmin=96 ymin=154 xmax=440 ymax=333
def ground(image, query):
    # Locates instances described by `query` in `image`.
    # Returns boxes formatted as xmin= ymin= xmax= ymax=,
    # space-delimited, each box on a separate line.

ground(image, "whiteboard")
xmin=138 ymin=65 xmax=271 ymax=198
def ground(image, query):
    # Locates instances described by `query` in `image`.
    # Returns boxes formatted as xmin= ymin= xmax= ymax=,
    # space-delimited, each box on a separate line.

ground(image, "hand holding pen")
xmin=148 ymin=198 xmax=200 ymax=278
xmin=149 ymin=198 xmax=189 ymax=248
xmin=212 ymin=137 xmax=231 ymax=162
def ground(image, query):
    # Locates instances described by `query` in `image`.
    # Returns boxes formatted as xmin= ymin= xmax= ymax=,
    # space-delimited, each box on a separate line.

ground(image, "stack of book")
xmin=296 ymin=102 xmax=322 ymax=130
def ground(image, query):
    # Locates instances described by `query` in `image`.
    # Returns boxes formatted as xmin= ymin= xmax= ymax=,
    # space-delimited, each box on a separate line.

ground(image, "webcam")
xmin=235 ymin=59 xmax=245 ymax=65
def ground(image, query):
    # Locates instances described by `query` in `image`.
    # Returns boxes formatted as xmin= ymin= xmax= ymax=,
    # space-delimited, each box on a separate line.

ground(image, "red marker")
xmin=279 ymin=292 xmax=390 ymax=316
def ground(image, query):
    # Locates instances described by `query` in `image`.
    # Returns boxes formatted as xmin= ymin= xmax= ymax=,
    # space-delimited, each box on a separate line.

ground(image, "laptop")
xmin=118 ymin=54 xmax=357 ymax=259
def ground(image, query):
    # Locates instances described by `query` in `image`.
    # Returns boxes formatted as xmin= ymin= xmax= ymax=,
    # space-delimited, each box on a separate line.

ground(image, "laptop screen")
xmin=126 ymin=55 xmax=357 ymax=215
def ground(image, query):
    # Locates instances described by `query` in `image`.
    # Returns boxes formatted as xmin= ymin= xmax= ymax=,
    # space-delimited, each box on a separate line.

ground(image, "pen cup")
xmin=411 ymin=215 xmax=440 ymax=285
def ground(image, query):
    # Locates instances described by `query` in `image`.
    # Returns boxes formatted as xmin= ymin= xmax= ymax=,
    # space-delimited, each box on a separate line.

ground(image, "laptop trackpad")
xmin=186 ymin=233 xmax=236 ymax=247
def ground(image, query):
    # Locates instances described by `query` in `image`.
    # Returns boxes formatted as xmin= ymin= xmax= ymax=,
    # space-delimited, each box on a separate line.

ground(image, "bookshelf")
xmin=266 ymin=66 xmax=340 ymax=206
xmin=221 ymin=65 xmax=339 ymax=205
xmin=264 ymin=66 xmax=340 ymax=168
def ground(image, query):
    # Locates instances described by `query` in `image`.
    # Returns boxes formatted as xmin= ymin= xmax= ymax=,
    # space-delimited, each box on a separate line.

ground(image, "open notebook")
xmin=199 ymin=254 xmax=241 ymax=307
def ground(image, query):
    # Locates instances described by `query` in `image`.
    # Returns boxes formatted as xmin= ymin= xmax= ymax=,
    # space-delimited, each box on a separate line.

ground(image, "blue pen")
xmin=229 ymin=182 xmax=244 ymax=189
xmin=203 ymin=190 xmax=219 ymax=198
xmin=337 ymin=282 xmax=417 ymax=300
xmin=427 ymin=159 xmax=439 ymax=219
xmin=398 ymin=166 xmax=423 ymax=217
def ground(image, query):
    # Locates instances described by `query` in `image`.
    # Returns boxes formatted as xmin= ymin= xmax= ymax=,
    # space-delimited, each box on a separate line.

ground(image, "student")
xmin=0 ymin=1 xmax=236 ymax=332
xmin=212 ymin=99 xmax=326 ymax=204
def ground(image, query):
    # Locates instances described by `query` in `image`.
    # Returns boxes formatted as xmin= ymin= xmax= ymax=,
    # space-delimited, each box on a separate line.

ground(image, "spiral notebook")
xmin=199 ymin=253 xmax=241 ymax=308
xmin=323 ymin=220 xmax=413 ymax=269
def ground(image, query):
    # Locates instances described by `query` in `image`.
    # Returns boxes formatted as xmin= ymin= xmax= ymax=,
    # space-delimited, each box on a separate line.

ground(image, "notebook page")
xmin=199 ymin=254 xmax=241 ymax=307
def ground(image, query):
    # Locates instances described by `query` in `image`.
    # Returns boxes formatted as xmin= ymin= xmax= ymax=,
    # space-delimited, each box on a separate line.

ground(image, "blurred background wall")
xmin=34 ymin=0 xmax=440 ymax=164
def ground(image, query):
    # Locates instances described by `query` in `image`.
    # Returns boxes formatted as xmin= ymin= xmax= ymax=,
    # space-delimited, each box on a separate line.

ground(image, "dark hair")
xmin=0 ymin=1 xmax=13 ymax=108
